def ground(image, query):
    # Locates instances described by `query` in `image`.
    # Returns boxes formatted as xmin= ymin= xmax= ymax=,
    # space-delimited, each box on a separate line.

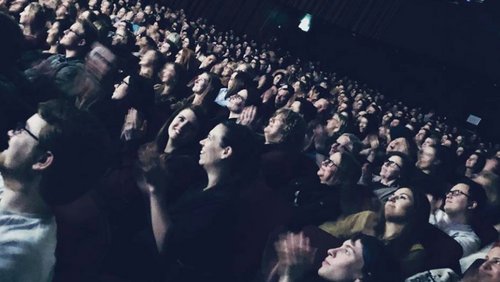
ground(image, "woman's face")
xmin=317 ymin=152 xmax=342 ymax=186
xmin=416 ymin=146 xmax=437 ymax=170
xmin=161 ymin=64 xmax=176 ymax=83
xmin=385 ymin=188 xmax=414 ymax=221
xmin=168 ymin=108 xmax=198 ymax=144
xmin=192 ymin=73 xmax=210 ymax=95
xmin=199 ymin=123 xmax=227 ymax=167
xmin=19 ymin=4 xmax=33 ymax=25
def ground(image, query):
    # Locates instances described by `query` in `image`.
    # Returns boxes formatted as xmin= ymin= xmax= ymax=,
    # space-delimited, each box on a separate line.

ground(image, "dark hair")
xmin=270 ymin=108 xmax=306 ymax=152
xmin=336 ymin=151 xmax=361 ymax=185
xmin=469 ymin=152 xmax=486 ymax=174
xmin=457 ymin=177 xmax=487 ymax=216
xmin=386 ymin=151 xmax=412 ymax=183
xmin=0 ymin=12 xmax=24 ymax=64
xmin=79 ymin=19 xmax=98 ymax=50
xmin=155 ymin=105 xmax=206 ymax=151
xmin=37 ymin=99 xmax=111 ymax=205
xmin=225 ymin=71 xmax=252 ymax=99
xmin=350 ymin=233 xmax=398 ymax=282
xmin=218 ymin=121 xmax=259 ymax=182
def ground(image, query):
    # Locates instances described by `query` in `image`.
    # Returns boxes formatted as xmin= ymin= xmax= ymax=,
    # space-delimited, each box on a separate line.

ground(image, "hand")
xmin=238 ymin=106 xmax=257 ymax=127
xmin=135 ymin=142 xmax=166 ymax=195
xmin=274 ymin=232 xmax=317 ymax=278
xmin=121 ymin=108 xmax=148 ymax=141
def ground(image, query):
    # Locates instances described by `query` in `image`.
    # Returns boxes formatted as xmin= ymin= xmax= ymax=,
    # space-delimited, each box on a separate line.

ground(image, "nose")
xmin=7 ymin=129 xmax=15 ymax=138
xmin=199 ymin=138 xmax=206 ymax=146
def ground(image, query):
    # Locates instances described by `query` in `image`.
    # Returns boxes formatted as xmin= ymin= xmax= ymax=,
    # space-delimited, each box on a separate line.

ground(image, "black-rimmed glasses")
xmin=446 ymin=190 xmax=470 ymax=198
xmin=14 ymin=122 xmax=39 ymax=141
xmin=384 ymin=160 xmax=401 ymax=170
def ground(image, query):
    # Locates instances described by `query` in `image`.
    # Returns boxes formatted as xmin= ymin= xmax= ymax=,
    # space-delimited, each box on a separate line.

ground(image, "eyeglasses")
xmin=322 ymin=159 xmax=338 ymax=168
xmin=384 ymin=160 xmax=401 ymax=170
xmin=446 ymin=190 xmax=470 ymax=198
xmin=14 ymin=122 xmax=39 ymax=141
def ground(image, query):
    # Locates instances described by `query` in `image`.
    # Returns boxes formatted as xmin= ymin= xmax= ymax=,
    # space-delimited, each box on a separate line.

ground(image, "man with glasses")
xmin=0 ymin=99 xmax=109 ymax=281
xmin=25 ymin=19 xmax=98 ymax=98
xmin=370 ymin=151 xmax=410 ymax=202
xmin=432 ymin=178 xmax=487 ymax=257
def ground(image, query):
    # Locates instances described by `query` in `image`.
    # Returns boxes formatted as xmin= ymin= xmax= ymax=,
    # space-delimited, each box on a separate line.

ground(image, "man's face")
xmin=60 ymin=22 xmax=84 ymax=50
xmin=318 ymin=239 xmax=364 ymax=281
xmin=380 ymin=155 xmax=403 ymax=181
xmin=317 ymin=152 xmax=341 ymax=185
xmin=0 ymin=114 xmax=47 ymax=181
xmin=275 ymin=87 xmax=290 ymax=108
xmin=477 ymin=246 xmax=500 ymax=282
xmin=444 ymin=183 xmax=471 ymax=217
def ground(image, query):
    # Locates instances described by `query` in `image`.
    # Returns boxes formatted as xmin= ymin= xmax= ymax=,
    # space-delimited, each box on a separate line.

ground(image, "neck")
xmin=140 ymin=67 xmax=153 ymax=79
xmin=228 ymin=111 xmax=240 ymax=120
xmin=192 ymin=93 xmax=205 ymax=106
xmin=47 ymin=45 xmax=59 ymax=54
xmin=465 ymin=168 xmax=473 ymax=178
xmin=0 ymin=177 xmax=51 ymax=216
xmin=65 ymin=49 xmax=79 ymax=58
xmin=23 ymin=25 xmax=35 ymax=36
xmin=383 ymin=221 xmax=405 ymax=240
xmin=447 ymin=212 xmax=468 ymax=225
xmin=164 ymin=139 xmax=176 ymax=154
xmin=420 ymin=168 xmax=432 ymax=175
xmin=380 ymin=177 xmax=396 ymax=186
xmin=204 ymin=166 xmax=226 ymax=190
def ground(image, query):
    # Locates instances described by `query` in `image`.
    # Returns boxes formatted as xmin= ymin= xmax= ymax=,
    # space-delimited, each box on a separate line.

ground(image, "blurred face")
xmin=264 ymin=113 xmax=286 ymax=144
xmin=416 ymin=146 xmax=437 ymax=170
xmin=422 ymin=137 xmax=436 ymax=149
xmin=326 ymin=114 xmax=342 ymax=135
xmin=227 ymin=90 xmax=248 ymax=114
xmin=0 ymin=114 xmax=46 ymax=180
xmin=380 ymin=155 xmax=403 ymax=181
xmin=112 ymin=28 xmax=128 ymax=46
xmin=275 ymin=87 xmax=290 ymax=107
xmin=358 ymin=117 xmax=368 ymax=133
xmin=415 ymin=129 xmax=427 ymax=144
xmin=192 ymin=73 xmax=210 ymax=95
xmin=314 ymin=99 xmax=329 ymax=113
xmin=273 ymin=74 xmax=283 ymax=86
xmin=199 ymin=124 xmax=227 ymax=167
xmin=385 ymin=188 xmax=414 ymax=221
xmin=465 ymin=153 xmax=478 ymax=169
xmin=317 ymin=152 xmax=342 ymax=186
xmin=200 ymin=54 xmax=216 ymax=68
xmin=444 ymin=183 xmax=471 ymax=216
xmin=477 ymin=246 xmax=500 ymax=282
xmin=317 ymin=239 xmax=364 ymax=281
xmin=161 ymin=64 xmax=176 ymax=83
xmin=329 ymin=135 xmax=351 ymax=155
xmin=386 ymin=137 xmax=409 ymax=155
xmin=46 ymin=21 xmax=61 ymax=45
xmin=139 ymin=50 xmax=156 ymax=67
xmin=168 ymin=109 xmax=198 ymax=145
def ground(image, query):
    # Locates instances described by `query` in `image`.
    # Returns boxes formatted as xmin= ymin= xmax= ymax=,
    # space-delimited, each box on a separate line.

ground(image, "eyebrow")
xmin=395 ymin=193 xmax=411 ymax=198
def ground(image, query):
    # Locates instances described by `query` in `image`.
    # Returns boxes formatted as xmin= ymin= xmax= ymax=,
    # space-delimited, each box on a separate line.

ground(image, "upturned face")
xmin=318 ymin=239 xmax=365 ymax=281
xmin=317 ymin=152 xmax=342 ymax=186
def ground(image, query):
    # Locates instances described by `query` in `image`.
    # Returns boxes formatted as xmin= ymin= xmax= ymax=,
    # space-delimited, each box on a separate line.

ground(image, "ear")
xmin=468 ymin=201 xmax=478 ymax=210
xmin=78 ymin=38 xmax=86 ymax=47
xmin=32 ymin=151 xmax=54 ymax=171
xmin=220 ymin=146 xmax=233 ymax=160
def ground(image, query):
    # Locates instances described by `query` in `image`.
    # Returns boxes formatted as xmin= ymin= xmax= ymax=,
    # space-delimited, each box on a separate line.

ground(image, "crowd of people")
xmin=0 ymin=0 xmax=499 ymax=281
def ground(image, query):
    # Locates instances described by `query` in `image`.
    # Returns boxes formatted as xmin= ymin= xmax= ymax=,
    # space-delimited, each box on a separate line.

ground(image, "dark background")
xmin=162 ymin=0 xmax=500 ymax=141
